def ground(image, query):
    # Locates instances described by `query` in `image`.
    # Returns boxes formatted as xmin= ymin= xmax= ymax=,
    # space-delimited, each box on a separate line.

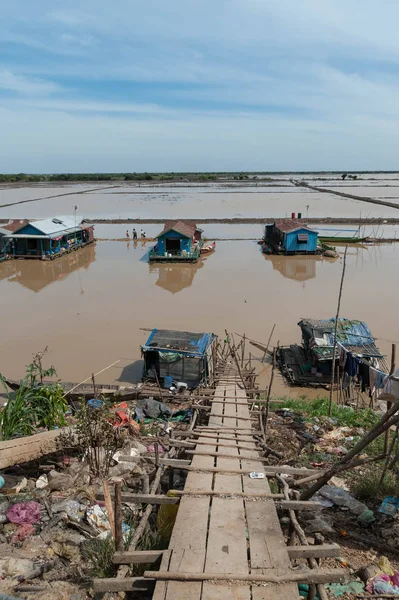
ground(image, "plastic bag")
xmin=6 ymin=501 xmax=41 ymax=525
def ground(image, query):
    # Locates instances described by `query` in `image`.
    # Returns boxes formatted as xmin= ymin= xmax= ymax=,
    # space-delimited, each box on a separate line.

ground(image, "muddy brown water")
xmin=1 ymin=236 xmax=398 ymax=400
xmin=1 ymin=178 xmax=399 ymax=400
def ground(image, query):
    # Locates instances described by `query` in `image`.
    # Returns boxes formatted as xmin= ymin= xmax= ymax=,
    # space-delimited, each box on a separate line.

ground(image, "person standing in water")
xmin=126 ymin=230 xmax=130 ymax=239
xmin=132 ymin=229 xmax=137 ymax=240
xmin=140 ymin=229 xmax=146 ymax=239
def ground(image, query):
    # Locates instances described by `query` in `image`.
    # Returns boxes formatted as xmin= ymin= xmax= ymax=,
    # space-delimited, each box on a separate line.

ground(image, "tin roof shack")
xmin=5 ymin=217 xmax=94 ymax=260
xmin=278 ymin=318 xmax=385 ymax=387
xmin=0 ymin=227 xmax=8 ymax=261
xmin=0 ymin=220 xmax=29 ymax=261
xmin=149 ymin=220 xmax=203 ymax=262
xmin=141 ymin=328 xmax=217 ymax=389
xmin=264 ymin=219 xmax=318 ymax=255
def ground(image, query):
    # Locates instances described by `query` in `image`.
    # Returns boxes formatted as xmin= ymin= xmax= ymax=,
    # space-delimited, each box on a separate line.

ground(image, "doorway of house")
xmin=165 ymin=238 xmax=181 ymax=254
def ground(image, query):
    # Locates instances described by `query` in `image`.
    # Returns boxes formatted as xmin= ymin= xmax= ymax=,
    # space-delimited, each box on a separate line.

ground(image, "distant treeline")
xmin=0 ymin=171 xmax=397 ymax=184
xmin=0 ymin=172 xmax=230 ymax=183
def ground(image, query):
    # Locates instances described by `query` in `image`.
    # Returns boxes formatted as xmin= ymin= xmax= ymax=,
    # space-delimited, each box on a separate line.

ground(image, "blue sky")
xmin=1 ymin=0 xmax=399 ymax=172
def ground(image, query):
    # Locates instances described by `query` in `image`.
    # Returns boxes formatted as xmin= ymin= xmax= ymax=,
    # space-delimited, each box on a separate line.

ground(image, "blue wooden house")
xmin=149 ymin=220 xmax=202 ymax=262
xmin=141 ymin=328 xmax=217 ymax=388
xmin=4 ymin=216 xmax=94 ymax=260
xmin=263 ymin=219 xmax=319 ymax=255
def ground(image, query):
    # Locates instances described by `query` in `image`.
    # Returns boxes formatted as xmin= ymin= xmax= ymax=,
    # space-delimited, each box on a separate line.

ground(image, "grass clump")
xmin=269 ymin=395 xmax=379 ymax=429
xmin=81 ymin=537 xmax=116 ymax=578
xmin=353 ymin=469 xmax=399 ymax=503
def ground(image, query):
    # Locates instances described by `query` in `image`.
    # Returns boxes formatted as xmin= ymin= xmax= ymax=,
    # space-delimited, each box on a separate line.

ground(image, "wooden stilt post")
xmin=262 ymin=323 xmax=276 ymax=362
xmin=114 ymin=482 xmax=123 ymax=551
xmin=329 ymin=246 xmax=348 ymax=417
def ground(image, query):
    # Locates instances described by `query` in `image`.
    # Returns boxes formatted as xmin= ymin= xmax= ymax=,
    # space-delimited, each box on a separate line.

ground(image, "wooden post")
xmin=114 ymin=482 xmax=123 ymax=551
xmin=264 ymin=347 xmax=276 ymax=438
xmin=92 ymin=373 xmax=97 ymax=398
xmin=241 ymin=334 xmax=246 ymax=368
xmin=262 ymin=323 xmax=276 ymax=362
xmin=385 ymin=343 xmax=397 ymax=454
xmin=102 ymin=480 xmax=115 ymax=538
xmin=329 ymin=246 xmax=348 ymax=416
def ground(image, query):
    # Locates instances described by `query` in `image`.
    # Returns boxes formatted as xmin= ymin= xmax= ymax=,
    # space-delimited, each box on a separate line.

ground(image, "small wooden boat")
xmin=3 ymin=377 xmax=138 ymax=402
xmin=200 ymin=241 xmax=216 ymax=254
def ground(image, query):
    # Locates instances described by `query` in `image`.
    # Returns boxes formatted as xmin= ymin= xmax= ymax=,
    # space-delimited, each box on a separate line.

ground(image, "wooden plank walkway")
xmin=153 ymin=368 xmax=299 ymax=600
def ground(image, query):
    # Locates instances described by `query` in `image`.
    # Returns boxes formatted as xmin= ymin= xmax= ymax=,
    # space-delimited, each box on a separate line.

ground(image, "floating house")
xmin=0 ymin=220 xmax=29 ymax=262
xmin=149 ymin=220 xmax=203 ymax=263
xmin=277 ymin=318 xmax=385 ymax=387
xmin=4 ymin=217 xmax=94 ymax=260
xmin=141 ymin=328 xmax=217 ymax=388
xmin=263 ymin=219 xmax=319 ymax=255
xmin=0 ymin=227 xmax=8 ymax=262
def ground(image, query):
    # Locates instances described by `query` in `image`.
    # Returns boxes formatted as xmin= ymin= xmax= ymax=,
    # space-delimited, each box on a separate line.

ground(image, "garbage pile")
xmin=0 ymin=397 xmax=192 ymax=599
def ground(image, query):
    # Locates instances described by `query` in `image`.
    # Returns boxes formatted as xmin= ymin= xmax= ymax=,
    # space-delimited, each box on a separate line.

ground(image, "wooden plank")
xmin=239 ymin=439 xmax=299 ymax=599
xmin=174 ymin=438 xmax=259 ymax=452
xmin=177 ymin=464 xmax=320 ymax=476
xmin=144 ymin=570 xmax=347 ymax=584
xmin=275 ymin=500 xmax=322 ymax=511
xmin=287 ymin=544 xmax=341 ymax=559
xmin=161 ymin=448 xmax=215 ymax=600
xmin=113 ymin=550 xmax=164 ymax=564
xmin=97 ymin=492 xmax=179 ymax=504
xmin=93 ymin=577 xmax=154 ymax=592
xmin=0 ymin=426 xmax=74 ymax=469
xmin=177 ymin=432 xmax=255 ymax=441
xmin=170 ymin=490 xmax=284 ymax=499
xmin=202 ymin=383 xmax=250 ymax=600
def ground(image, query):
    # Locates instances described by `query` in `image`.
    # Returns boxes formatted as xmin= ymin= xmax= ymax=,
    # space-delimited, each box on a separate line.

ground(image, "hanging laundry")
xmin=358 ymin=362 xmax=370 ymax=392
xmin=369 ymin=367 xmax=378 ymax=393
xmin=345 ymin=352 xmax=358 ymax=377
xmin=376 ymin=371 xmax=388 ymax=389
xmin=339 ymin=346 xmax=347 ymax=368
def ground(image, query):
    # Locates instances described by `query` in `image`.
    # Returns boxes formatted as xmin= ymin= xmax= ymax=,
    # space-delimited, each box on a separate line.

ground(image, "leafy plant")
xmin=75 ymin=400 xmax=123 ymax=477
xmin=0 ymin=356 xmax=68 ymax=440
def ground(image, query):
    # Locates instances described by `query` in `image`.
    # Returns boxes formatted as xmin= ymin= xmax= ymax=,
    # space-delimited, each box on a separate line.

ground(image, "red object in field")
xmin=291 ymin=212 xmax=296 ymax=219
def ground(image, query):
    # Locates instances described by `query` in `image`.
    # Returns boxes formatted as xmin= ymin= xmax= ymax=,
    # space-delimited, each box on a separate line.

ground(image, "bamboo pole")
xmin=329 ymin=246 xmax=348 ymax=416
xmin=384 ymin=343 xmax=397 ymax=454
xmin=114 ymin=482 xmax=123 ymax=551
xmin=62 ymin=360 xmax=120 ymax=398
xmin=143 ymin=570 xmax=346 ymax=584
xmin=262 ymin=323 xmax=276 ymax=362
xmin=264 ymin=347 xmax=276 ymax=438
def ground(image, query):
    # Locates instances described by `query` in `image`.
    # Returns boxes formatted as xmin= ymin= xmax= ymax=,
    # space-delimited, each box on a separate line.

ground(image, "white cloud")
xmin=60 ymin=33 xmax=97 ymax=47
xmin=0 ymin=70 xmax=60 ymax=95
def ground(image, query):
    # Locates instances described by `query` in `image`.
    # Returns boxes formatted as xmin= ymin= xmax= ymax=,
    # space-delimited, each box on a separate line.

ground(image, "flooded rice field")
xmin=2 ymin=176 xmax=399 ymax=221
xmin=1 ymin=175 xmax=399 ymax=398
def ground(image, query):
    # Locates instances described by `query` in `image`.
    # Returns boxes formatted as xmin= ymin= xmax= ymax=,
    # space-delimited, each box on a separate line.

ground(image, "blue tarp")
xmin=142 ymin=329 xmax=214 ymax=357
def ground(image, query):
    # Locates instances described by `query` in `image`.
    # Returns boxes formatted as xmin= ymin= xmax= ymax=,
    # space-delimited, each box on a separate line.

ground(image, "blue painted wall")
xmin=157 ymin=229 xmax=192 ymax=255
xmin=284 ymin=228 xmax=318 ymax=253
xmin=16 ymin=224 xmax=46 ymax=236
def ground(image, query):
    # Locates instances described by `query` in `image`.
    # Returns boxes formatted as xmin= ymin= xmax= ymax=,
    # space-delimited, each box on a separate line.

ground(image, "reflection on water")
xmin=263 ymin=254 xmax=322 ymax=282
xmin=149 ymin=260 xmax=204 ymax=294
xmin=1 ymin=244 xmax=96 ymax=292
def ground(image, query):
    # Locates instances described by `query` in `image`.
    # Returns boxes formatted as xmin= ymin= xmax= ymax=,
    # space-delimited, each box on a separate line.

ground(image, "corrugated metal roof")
xmin=298 ymin=318 xmax=383 ymax=359
xmin=14 ymin=216 xmax=79 ymax=236
xmin=142 ymin=328 xmax=214 ymax=356
xmin=156 ymin=220 xmax=197 ymax=239
xmin=1 ymin=219 xmax=30 ymax=232
xmin=275 ymin=219 xmax=317 ymax=234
